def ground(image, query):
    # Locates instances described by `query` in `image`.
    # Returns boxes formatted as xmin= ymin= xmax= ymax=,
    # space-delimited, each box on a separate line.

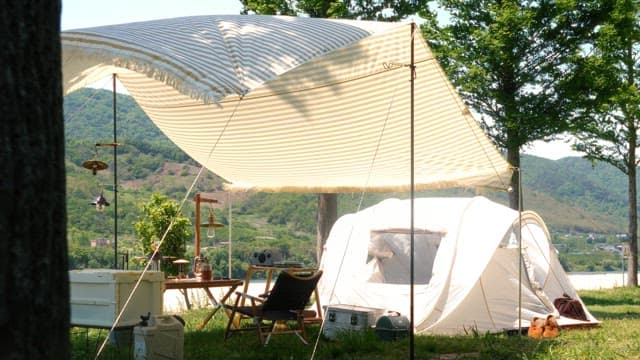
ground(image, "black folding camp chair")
xmin=224 ymin=270 xmax=322 ymax=345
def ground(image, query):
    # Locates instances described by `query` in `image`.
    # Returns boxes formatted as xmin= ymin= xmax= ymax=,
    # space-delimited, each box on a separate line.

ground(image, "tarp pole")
xmin=409 ymin=22 xmax=416 ymax=360
xmin=112 ymin=73 xmax=118 ymax=270
xmin=228 ymin=192 xmax=232 ymax=278
xmin=194 ymin=193 xmax=201 ymax=258
xmin=518 ymin=167 xmax=523 ymax=334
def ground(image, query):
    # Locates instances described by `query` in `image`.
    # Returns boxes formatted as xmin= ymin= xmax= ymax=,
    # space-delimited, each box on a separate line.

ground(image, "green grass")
xmin=72 ymin=287 xmax=640 ymax=359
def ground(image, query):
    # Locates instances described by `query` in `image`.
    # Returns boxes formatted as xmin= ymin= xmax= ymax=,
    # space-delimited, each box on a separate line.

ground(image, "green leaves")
xmin=422 ymin=0 xmax=604 ymax=208
xmin=567 ymin=0 xmax=640 ymax=174
xmin=134 ymin=193 xmax=192 ymax=271
xmin=240 ymin=0 xmax=428 ymax=21
xmin=423 ymin=0 xmax=591 ymax=150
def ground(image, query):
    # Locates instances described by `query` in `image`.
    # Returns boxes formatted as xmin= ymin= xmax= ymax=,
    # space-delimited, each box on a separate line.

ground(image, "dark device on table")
xmin=250 ymin=250 xmax=273 ymax=266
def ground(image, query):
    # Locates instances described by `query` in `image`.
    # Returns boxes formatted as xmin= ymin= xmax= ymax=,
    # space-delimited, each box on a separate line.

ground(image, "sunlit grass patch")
xmin=71 ymin=287 xmax=640 ymax=359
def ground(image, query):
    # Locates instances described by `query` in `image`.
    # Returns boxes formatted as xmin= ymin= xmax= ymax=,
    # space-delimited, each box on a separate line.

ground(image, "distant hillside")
xmin=64 ymin=88 xmax=631 ymax=245
xmin=64 ymin=89 xmax=225 ymax=248
xmin=520 ymin=156 xmax=628 ymax=234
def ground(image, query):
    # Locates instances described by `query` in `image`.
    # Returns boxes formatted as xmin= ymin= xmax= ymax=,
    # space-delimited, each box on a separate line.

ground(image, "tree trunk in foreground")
xmin=0 ymin=1 xmax=69 ymax=358
xmin=317 ymin=193 xmax=337 ymax=264
xmin=627 ymin=131 xmax=638 ymax=286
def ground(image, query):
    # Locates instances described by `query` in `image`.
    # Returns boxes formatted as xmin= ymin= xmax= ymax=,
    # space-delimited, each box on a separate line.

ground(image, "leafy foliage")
xmin=240 ymin=0 xmax=428 ymax=21
xmin=421 ymin=0 xmax=596 ymax=148
xmin=562 ymin=0 xmax=640 ymax=284
xmin=239 ymin=193 xmax=318 ymax=233
xmin=420 ymin=0 xmax=600 ymax=208
xmin=133 ymin=193 xmax=192 ymax=272
xmin=566 ymin=0 xmax=640 ymax=174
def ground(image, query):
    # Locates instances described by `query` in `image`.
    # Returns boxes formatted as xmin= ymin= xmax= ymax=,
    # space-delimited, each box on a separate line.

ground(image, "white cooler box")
xmin=70 ymin=269 xmax=164 ymax=328
xmin=133 ymin=315 xmax=184 ymax=360
xmin=323 ymin=304 xmax=385 ymax=339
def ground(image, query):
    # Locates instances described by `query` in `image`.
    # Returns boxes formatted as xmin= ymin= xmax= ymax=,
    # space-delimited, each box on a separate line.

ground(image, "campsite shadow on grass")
xmin=580 ymin=287 xmax=640 ymax=306
xmin=121 ymin=308 xmax=567 ymax=360
xmin=290 ymin=329 xmax=560 ymax=360
xmin=196 ymin=322 xmax=561 ymax=360
xmin=579 ymin=288 xmax=640 ymax=321
xmin=411 ymin=331 xmax=559 ymax=360
xmin=587 ymin=308 xmax=640 ymax=320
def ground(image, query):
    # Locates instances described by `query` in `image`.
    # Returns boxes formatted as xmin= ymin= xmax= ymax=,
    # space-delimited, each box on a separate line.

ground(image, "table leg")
xmin=240 ymin=268 xmax=253 ymax=307
xmin=203 ymin=287 xmax=219 ymax=307
xmin=180 ymin=289 xmax=191 ymax=310
xmin=265 ymin=269 xmax=274 ymax=294
xmin=198 ymin=284 xmax=240 ymax=330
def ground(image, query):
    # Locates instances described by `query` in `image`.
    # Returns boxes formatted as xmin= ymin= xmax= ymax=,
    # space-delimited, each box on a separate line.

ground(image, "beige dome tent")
xmin=318 ymin=196 xmax=599 ymax=334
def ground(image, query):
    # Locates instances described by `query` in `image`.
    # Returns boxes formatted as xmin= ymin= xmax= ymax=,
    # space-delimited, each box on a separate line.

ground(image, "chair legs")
xmin=224 ymin=309 xmax=275 ymax=345
xmin=296 ymin=316 xmax=308 ymax=344
xmin=227 ymin=316 xmax=309 ymax=346
xmin=260 ymin=321 xmax=276 ymax=345
xmin=223 ymin=288 xmax=316 ymax=345
xmin=223 ymin=309 xmax=234 ymax=340
xmin=262 ymin=315 xmax=308 ymax=345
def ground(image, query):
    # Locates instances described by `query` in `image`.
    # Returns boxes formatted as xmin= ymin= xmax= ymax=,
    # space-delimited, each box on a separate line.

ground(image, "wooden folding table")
xmin=164 ymin=278 xmax=243 ymax=329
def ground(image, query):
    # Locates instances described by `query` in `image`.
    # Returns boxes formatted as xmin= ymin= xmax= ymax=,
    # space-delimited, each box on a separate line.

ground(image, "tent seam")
xmin=477 ymin=275 xmax=497 ymax=330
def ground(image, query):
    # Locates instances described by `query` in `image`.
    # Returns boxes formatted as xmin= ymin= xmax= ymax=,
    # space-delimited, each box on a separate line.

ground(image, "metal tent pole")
xmin=228 ymin=192 xmax=232 ymax=278
xmin=518 ymin=168 xmax=523 ymax=333
xmin=112 ymin=73 xmax=118 ymax=270
xmin=409 ymin=22 xmax=416 ymax=360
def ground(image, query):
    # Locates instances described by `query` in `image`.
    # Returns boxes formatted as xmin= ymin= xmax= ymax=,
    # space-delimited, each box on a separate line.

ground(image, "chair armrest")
xmin=290 ymin=309 xmax=317 ymax=318
xmin=234 ymin=291 xmax=265 ymax=303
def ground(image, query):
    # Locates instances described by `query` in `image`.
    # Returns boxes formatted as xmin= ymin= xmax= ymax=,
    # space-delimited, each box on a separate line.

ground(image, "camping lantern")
xmin=201 ymin=205 xmax=223 ymax=239
xmin=91 ymin=190 xmax=110 ymax=212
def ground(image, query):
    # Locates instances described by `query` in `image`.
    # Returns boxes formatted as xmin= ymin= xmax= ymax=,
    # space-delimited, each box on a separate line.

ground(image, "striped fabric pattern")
xmin=62 ymin=15 xmax=512 ymax=192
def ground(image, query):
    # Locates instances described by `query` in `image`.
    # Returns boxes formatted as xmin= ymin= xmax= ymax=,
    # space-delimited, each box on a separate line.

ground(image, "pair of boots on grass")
xmin=527 ymin=315 xmax=559 ymax=339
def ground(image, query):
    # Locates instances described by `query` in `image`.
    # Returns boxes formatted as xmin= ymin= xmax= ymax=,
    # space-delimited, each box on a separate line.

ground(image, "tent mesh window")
xmin=367 ymin=230 xmax=442 ymax=285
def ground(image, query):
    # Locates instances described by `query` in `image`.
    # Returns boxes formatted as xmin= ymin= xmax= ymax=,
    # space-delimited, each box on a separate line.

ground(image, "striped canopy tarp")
xmin=62 ymin=15 xmax=512 ymax=192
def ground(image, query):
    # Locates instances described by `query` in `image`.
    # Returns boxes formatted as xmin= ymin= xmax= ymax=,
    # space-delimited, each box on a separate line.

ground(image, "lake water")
xmin=163 ymin=273 xmax=633 ymax=313
xmin=567 ymin=271 xmax=635 ymax=290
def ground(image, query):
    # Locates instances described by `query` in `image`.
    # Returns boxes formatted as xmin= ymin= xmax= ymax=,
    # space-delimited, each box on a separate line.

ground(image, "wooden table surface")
xmin=164 ymin=278 xmax=242 ymax=290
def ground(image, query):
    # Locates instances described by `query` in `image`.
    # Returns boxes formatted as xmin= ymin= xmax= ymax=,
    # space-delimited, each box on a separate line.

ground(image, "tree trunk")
xmin=626 ymin=40 xmax=638 ymax=286
xmin=0 ymin=1 xmax=69 ymax=358
xmin=627 ymin=167 xmax=638 ymax=286
xmin=627 ymin=123 xmax=638 ymax=286
xmin=316 ymin=193 xmax=337 ymax=264
xmin=507 ymin=146 xmax=521 ymax=210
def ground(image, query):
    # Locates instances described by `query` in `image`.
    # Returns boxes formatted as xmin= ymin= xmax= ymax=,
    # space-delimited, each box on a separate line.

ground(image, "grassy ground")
xmin=72 ymin=287 xmax=640 ymax=359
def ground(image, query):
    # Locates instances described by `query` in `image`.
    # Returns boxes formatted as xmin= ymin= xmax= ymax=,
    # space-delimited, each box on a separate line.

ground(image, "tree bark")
xmin=316 ymin=193 xmax=337 ymax=263
xmin=627 ymin=165 xmax=638 ymax=286
xmin=626 ymin=38 xmax=639 ymax=286
xmin=627 ymin=119 xmax=638 ymax=286
xmin=507 ymin=146 xmax=521 ymax=210
xmin=0 ymin=1 xmax=69 ymax=358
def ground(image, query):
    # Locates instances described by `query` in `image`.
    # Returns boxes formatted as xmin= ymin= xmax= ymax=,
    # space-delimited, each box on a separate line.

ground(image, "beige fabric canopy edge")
xmin=61 ymin=15 xmax=513 ymax=193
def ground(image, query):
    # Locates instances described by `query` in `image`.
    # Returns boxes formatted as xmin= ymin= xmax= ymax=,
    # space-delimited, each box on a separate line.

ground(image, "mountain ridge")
xmin=64 ymin=88 xmax=631 ymax=239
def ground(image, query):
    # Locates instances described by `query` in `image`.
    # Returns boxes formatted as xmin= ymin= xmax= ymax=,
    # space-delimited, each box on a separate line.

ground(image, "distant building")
xmin=91 ymin=238 xmax=111 ymax=248
xmin=598 ymin=244 xmax=622 ymax=254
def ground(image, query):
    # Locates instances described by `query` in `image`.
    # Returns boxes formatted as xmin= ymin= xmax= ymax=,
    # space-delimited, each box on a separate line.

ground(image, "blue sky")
xmin=61 ymin=0 xmax=243 ymax=30
xmin=60 ymin=0 xmax=579 ymax=159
